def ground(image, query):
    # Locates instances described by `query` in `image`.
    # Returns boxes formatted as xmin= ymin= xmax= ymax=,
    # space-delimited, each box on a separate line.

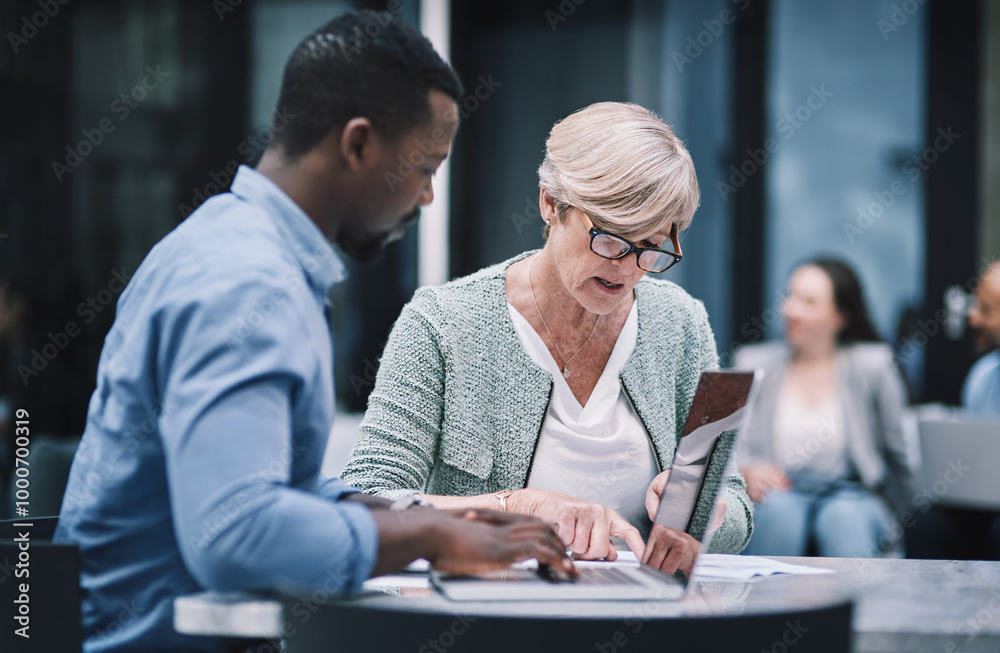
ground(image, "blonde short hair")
xmin=537 ymin=102 xmax=700 ymax=241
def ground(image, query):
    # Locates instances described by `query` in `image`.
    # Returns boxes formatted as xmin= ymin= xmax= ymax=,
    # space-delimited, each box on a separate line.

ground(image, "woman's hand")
xmin=643 ymin=469 xmax=724 ymax=573
xmin=507 ymin=488 xmax=645 ymax=561
xmin=642 ymin=524 xmax=701 ymax=575
xmin=644 ymin=470 xmax=671 ymax=521
xmin=742 ymin=463 xmax=791 ymax=503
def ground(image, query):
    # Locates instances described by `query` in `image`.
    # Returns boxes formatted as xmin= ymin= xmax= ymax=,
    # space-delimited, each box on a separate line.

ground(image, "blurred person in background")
xmin=735 ymin=258 xmax=915 ymax=557
xmin=963 ymin=260 xmax=1000 ymax=416
xmin=342 ymin=102 xmax=753 ymax=575
xmin=908 ymin=260 xmax=1000 ymax=560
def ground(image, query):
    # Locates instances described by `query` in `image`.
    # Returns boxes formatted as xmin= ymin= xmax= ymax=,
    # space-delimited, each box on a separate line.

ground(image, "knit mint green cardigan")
xmin=341 ymin=252 xmax=753 ymax=553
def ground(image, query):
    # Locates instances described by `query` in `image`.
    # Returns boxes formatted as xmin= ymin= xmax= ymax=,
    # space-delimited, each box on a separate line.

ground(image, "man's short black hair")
xmin=270 ymin=9 xmax=463 ymax=159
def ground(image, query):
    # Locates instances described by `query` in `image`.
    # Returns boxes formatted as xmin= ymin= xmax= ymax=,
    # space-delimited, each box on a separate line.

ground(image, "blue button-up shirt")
xmin=55 ymin=166 xmax=377 ymax=652
xmin=963 ymin=350 xmax=1000 ymax=417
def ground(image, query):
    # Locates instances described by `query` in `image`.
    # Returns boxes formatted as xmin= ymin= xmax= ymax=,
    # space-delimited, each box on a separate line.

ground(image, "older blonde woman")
xmin=342 ymin=102 xmax=753 ymax=573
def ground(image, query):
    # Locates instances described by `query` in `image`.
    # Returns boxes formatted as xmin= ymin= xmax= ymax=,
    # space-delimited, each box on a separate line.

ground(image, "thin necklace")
xmin=528 ymin=256 xmax=600 ymax=379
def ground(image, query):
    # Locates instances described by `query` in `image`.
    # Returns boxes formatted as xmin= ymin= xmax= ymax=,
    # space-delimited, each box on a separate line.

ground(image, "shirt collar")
xmin=230 ymin=165 xmax=348 ymax=296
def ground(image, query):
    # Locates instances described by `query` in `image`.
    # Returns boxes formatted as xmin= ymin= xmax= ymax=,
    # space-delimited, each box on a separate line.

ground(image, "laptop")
xmin=431 ymin=370 xmax=761 ymax=601
xmin=918 ymin=416 xmax=1000 ymax=510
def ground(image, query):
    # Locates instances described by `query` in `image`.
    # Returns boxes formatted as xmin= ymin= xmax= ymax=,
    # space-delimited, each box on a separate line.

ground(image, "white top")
xmin=508 ymin=300 xmax=658 ymax=537
xmin=772 ymin=390 xmax=849 ymax=480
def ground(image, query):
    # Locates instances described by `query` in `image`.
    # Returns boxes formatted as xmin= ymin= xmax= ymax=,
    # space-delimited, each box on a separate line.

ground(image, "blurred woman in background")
xmin=736 ymin=258 xmax=915 ymax=557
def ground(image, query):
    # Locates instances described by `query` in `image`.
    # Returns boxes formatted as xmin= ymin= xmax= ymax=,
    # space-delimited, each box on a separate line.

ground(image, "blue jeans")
xmin=743 ymin=479 xmax=890 ymax=557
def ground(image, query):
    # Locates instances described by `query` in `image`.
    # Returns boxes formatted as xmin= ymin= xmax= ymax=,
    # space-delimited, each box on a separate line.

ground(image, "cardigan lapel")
xmin=469 ymin=253 xmax=553 ymax=491
xmin=620 ymin=282 xmax=680 ymax=471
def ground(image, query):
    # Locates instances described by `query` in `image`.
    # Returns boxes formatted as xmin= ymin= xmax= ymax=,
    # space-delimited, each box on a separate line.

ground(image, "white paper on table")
xmin=563 ymin=552 xmax=832 ymax=581
xmin=692 ymin=554 xmax=834 ymax=580
xmin=363 ymin=558 xmax=433 ymax=590
xmin=363 ymin=575 xmax=432 ymax=590
xmin=403 ymin=558 xmax=431 ymax=572
xmin=391 ymin=553 xmax=830 ymax=585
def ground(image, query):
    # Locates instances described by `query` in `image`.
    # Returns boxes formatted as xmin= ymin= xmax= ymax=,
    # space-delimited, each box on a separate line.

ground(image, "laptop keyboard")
xmin=575 ymin=567 xmax=644 ymax=586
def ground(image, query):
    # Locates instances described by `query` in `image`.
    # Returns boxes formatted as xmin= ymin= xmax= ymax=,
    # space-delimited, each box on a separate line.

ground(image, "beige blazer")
xmin=733 ymin=341 xmax=917 ymax=516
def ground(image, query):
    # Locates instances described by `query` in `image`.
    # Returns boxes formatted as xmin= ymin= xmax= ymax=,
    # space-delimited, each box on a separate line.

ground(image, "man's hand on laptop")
xmin=506 ymin=489 xmax=646 ymax=562
xmin=369 ymin=507 xmax=577 ymax=578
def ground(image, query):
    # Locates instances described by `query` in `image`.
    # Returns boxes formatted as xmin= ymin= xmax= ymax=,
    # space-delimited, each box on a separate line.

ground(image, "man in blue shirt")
xmin=55 ymin=11 xmax=572 ymax=652
xmin=910 ymin=261 xmax=1000 ymax=561
xmin=963 ymin=261 xmax=1000 ymax=416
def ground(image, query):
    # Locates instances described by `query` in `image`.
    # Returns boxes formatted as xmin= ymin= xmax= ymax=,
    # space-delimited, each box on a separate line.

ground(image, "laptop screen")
xmin=653 ymin=371 xmax=758 ymax=546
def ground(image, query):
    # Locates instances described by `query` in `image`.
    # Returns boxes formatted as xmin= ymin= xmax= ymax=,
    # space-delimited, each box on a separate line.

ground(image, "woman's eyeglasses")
xmin=577 ymin=210 xmax=683 ymax=273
